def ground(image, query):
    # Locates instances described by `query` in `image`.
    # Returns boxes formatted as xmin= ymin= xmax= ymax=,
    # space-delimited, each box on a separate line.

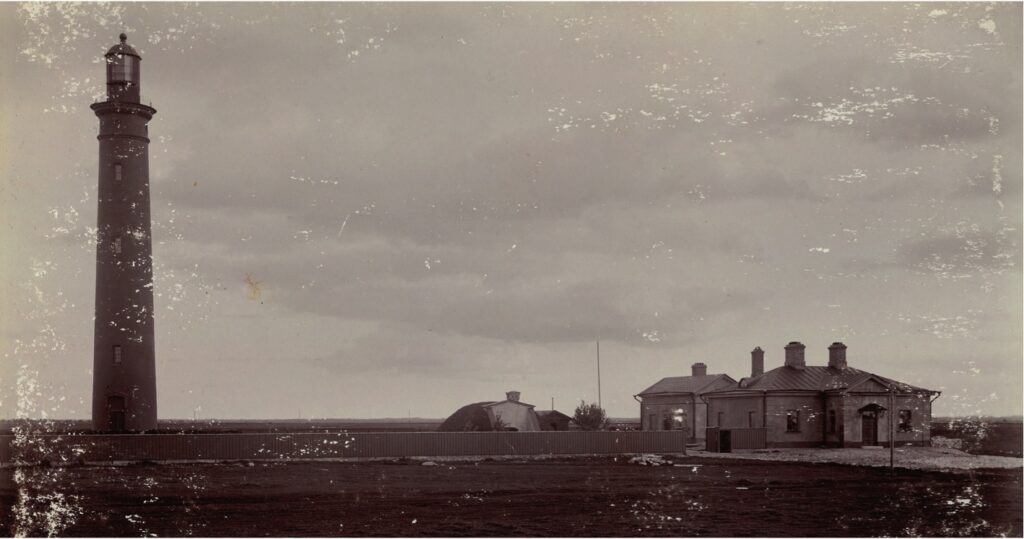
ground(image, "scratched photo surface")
xmin=0 ymin=3 xmax=1021 ymax=537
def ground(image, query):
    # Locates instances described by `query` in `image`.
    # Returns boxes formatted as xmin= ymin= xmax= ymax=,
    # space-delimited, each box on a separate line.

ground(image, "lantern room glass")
xmin=108 ymin=54 xmax=138 ymax=83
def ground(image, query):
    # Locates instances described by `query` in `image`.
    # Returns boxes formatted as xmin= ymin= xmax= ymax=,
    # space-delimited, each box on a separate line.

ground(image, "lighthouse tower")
xmin=90 ymin=34 xmax=158 ymax=432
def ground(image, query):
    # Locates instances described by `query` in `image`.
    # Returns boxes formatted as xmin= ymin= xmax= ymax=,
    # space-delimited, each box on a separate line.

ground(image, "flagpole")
xmin=597 ymin=341 xmax=602 ymax=409
xmin=889 ymin=384 xmax=895 ymax=475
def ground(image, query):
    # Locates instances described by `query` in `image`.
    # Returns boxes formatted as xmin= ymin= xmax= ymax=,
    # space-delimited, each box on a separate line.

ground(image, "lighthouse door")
xmin=108 ymin=396 xmax=126 ymax=432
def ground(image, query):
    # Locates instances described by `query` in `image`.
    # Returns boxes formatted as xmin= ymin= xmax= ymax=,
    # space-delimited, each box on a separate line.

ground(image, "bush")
xmin=573 ymin=401 xmax=607 ymax=431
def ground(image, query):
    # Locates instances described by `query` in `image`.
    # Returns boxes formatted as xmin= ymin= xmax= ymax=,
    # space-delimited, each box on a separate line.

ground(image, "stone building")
xmin=702 ymin=342 xmax=940 ymax=448
xmin=634 ymin=363 xmax=737 ymax=442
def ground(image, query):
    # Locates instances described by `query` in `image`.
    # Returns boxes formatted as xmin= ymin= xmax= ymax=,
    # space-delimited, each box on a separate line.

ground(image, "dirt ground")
xmin=2 ymin=456 xmax=1020 ymax=537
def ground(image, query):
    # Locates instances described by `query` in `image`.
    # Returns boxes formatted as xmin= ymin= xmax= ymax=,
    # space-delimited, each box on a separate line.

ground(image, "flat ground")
xmin=2 ymin=455 xmax=1020 ymax=537
xmin=690 ymin=446 xmax=1023 ymax=470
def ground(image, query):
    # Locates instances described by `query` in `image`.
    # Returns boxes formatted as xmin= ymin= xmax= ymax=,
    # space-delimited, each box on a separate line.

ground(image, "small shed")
xmin=535 ymin=410 xmax=573 ymax=431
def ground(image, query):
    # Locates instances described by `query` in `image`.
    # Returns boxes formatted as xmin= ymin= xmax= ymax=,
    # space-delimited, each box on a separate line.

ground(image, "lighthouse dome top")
xmin=106 ymin=33 xmax=141 ymax=58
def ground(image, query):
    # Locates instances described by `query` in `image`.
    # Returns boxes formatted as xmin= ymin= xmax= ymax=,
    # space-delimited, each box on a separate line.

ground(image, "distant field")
xmin=2 ymin=457 xmax=1019 ymax=536
xmin=931 ymin=418 xmax=1023 ymax=458
xmin=0 ymin=418 xmax=444 ymax=434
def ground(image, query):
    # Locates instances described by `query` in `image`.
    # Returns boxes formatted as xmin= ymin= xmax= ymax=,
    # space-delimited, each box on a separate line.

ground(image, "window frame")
xmin=113 ymin=344 xmax=122 ymax=365
xmin=898 ymin=409 xmax=913 ymax=432
xmin=671 ymin=408 xmax=686 ymax=430
xmin=828 ymin=410 xmax=837 ymax=433
xmin=114 ymin=163 xmax=123 ymax=182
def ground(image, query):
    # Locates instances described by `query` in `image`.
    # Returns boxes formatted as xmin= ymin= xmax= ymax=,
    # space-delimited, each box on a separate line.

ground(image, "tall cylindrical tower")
xmin=90 ymin=33 xmax=158 ymax=432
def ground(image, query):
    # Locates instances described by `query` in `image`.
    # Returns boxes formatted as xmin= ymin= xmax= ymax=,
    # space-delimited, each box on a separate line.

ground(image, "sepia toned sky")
xmin=1 ymin=3 xmax=1020 ymax=420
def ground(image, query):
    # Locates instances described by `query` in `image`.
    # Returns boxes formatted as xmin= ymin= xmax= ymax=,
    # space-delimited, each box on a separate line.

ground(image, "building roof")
xmin=438 ymin=397 xmax=540 ymax=432
xmin=637 ymin=374 xmax=735 ymax=396
xmin=535 ymin=410 xmax=572 ymax=421
xmin=437 ymin=402 xmax=496 ymax=432
xmin=713 ymin=365 xmax=935 ymax=394
xmin=482 ymin=399 xmax=535 ymax=409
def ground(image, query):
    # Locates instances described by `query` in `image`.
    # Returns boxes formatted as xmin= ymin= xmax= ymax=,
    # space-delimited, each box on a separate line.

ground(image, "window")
xmin=748 ymin=411 xmax=756 ymax=428
xmin=112 ymin=236 xmax=122 ymax=254
xmin=648 ymin=414 xmax=657 ymax=431
xmin=829 ymin=410 xmax=837 ymax=433
xmin=124 ymin=56 xmax=137 ymax=81
xmin=114 ymin=163 xmax=123 ymax=182
xmin=672 ymin=408 xmax=685 ymax=430
xmin=786 ymin=410 xmax=800 ymax=432
xmin=112 ymin=344 xmax=122 ymax=364
xmin=717 ymin=412 xmax=724 ymax=428
xmin=898 ymin=410 xmax=912 ymax=432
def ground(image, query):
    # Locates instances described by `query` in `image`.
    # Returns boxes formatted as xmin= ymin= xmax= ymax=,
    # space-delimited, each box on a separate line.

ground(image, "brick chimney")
xmin=751 ymin=347 xmax=764 ymax=377
xmin=506 ymin=391 xmax=521 ymax=402
xmin=828 ymin=342 xmax=847 ymax=370
xmin=691 ymin=362 xmax=707 ymax=376
xmin=784 ymin=341 xmax=806 ymax=370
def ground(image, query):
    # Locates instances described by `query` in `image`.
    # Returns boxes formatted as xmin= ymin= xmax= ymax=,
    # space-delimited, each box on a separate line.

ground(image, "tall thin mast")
xmin=597 ymin=341 xmax=602 ymax=409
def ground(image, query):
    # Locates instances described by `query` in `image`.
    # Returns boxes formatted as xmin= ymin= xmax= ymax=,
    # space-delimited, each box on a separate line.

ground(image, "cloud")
xmin=768 ymin=47 xmax=1021 ymax=146
xmin=189 ymin=238 xmax=760 ymax=345
xmin=897 ymin=224 xmax=1020 ymax=277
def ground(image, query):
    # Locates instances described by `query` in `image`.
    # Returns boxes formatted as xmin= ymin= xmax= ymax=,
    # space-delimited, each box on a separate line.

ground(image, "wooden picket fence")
xmin=0 ymin=430 xmax=685 ymax=464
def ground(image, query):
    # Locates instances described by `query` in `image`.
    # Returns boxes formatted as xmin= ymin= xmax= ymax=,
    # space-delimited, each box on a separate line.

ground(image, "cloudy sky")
xmin=1 ymin=3 xmax=1020 ymax=421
